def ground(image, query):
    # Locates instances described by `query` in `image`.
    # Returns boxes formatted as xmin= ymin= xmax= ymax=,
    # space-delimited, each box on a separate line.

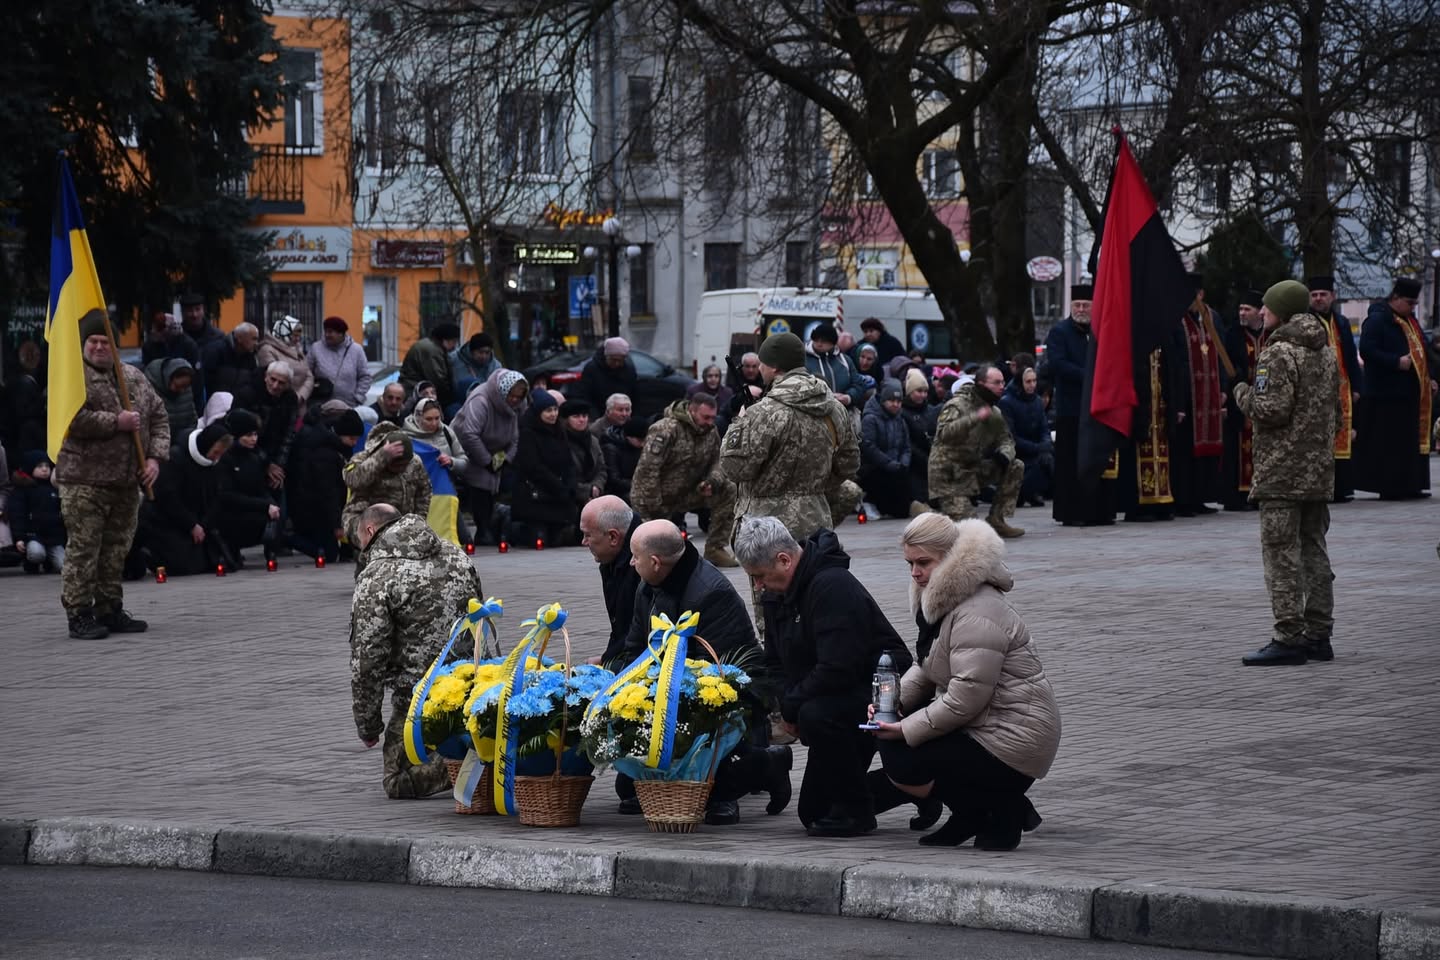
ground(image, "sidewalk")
xmin=1 ymin=473 xmax=1436 ymax=958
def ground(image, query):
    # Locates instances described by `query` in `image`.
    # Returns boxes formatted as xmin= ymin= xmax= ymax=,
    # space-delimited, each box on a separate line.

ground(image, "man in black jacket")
xmin=622 ymin=519 xmax=792 ymax=825
xmin=735 ymin=517 xmax=912 ymax=837
xmin=579 ymin=495 xmax=643 ymax=666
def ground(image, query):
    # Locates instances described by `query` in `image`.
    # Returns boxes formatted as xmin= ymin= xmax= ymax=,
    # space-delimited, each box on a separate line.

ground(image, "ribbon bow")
xmin=588 ymin=609 xmax=703 ymax=771
xmin=403 ymin=597 xmax=504 ymax=766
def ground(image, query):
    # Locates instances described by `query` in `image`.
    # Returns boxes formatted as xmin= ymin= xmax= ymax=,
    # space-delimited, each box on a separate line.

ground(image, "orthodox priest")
xmin=1354 ymin=277 xmax=1436 ymax=499
xmin=1220 ymin=290 xmax=1265 ymax=511
xmin=1170 ymin=274 xmax=1230 ymax=516
xmin=1306 ymin=276 xmax=1362 ymax=502
xmin=1044 ymin=283 xmax=1116 ymax=526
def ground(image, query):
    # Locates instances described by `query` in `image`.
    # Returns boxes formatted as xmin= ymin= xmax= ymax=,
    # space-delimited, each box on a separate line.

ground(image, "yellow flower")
xmin=716 ymin=682 xmax=737 ymax=703
xmin=685 ymin=658 xmax=708 ymax=669
xmin=697 ymin=682 xmax=738 ymax=707
xmin=697 ymin=675 xmax=721 ymax=687
xmin=475 ymin=736 xmax=496 ymax=762
xmin=451 ymin=664 xmax=476 ymax=682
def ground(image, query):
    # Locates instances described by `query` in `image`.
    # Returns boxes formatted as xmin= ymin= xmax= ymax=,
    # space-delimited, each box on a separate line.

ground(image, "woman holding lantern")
xmin=868 ymin=512 xmax=1061 ymax=850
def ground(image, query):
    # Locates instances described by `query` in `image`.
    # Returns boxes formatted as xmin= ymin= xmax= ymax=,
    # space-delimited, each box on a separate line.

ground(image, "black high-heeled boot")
xmin=864 ymin=769 xmax=943 ymax=831
xmin=917 ymin=811 xmax=981 ymax=847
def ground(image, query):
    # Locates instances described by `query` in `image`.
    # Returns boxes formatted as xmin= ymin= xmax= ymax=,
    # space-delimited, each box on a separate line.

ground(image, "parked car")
xmin=522 ymin=347 xmax=695 ymax=421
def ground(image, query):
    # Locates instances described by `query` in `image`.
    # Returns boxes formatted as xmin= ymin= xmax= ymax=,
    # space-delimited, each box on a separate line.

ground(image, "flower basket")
xmin=632 ymin=778 xmax=712 ymax=833
xmin=514 ymin=773 xmax=594 ymax=827
xmin=444 ymin=759 xmax=496 ymax=816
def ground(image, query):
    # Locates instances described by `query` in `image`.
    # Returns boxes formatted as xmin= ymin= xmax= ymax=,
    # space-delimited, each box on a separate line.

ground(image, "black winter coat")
xmin=621 ymin=540 xmax=761 ymax=665
xmin=860 ymin=395 xmax=910 ymax=471
xmin=1043 ymin=317 xmax=1090 ymax=418
xmin=287 ymin=423 xmax=353 ymax=537
xmin=141 ymin=437 xmax=226 ymax=575
xmin=511 ymin=410 xmax=578 ymax=526
xmin=603 ymin=439 xmax=642 ymax=499
xmin=899 ymin=398 xmax=936 ymax=458
xmin=577 ymin=349 xmax=640 ymax=415
xmin=201 ymin=337 xmax=259 ymax=409
xmin=253 ymin=385 xmax=299 ymax=468
xmin=216 ymin=442 xmax=274 ymax=546
xmin=599 ymin=515 xmax=644 ymax=664
xmin=6 ymin=476 xmax=65 ymax=546
xmin=762 ymin=529 xmax=912 ymax=722
xmin=999 ymin=380 xmax=1052 ymax=461
xmin=1359 ymin=302 xmax=1435 ymax=401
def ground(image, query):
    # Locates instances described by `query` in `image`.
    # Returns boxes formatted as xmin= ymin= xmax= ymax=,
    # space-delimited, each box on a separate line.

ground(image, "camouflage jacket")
xmin=349 ymin=513 xmax=482 ymax=740
xmin=341 ymin=422 xmax=432 ymax=538
xmin=1234 ymin=313 xmax=1338 ymax=501
xmin=929 ymin=383 xmax=1015 ymax=484
xmin=719 ymin=368 xmax=860 ymax=540
xmin=56 ymin=361 xmax=170 ymax=488
xmin=631 ymin=400 xmax=722 ymax=517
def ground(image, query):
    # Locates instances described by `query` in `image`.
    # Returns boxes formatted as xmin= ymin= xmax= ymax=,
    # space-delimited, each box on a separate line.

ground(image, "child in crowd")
xmin=7 ymin=451 xmax=66 ymax=574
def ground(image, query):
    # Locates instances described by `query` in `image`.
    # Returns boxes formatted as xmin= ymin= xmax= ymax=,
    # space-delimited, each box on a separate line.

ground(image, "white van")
xmin=694 ymin=287 xmax=957 ymax=370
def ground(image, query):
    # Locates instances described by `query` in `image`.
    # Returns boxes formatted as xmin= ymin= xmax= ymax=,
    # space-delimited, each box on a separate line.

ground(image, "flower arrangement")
xmin=580 ymin=612 xmax=752 ymax=782
xmin=403 ymin=598 xmax=504 ymax=766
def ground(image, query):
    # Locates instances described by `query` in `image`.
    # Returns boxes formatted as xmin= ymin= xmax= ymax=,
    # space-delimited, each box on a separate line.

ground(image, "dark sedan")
xmin=522 ymin=347 xmax=695 ymax=421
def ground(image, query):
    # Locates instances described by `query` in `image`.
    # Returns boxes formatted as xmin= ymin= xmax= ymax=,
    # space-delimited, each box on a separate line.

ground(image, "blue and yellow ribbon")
xmin=403 ymin=597 xmax=503 ymax=766
xmin=585 ymin=610 xmax=701 ymax=772
xmin=491 ymin=603 xmax=567 ymax=815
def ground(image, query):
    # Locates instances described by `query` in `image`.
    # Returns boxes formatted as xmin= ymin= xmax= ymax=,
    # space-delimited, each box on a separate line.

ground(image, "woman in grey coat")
xmin=451 ymin=368 xmax=529 ymax=544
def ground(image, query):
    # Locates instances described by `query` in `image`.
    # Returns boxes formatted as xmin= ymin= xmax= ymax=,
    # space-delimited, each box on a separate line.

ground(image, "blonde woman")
xmin=870 ymin=513 xmax=1061 ymax=849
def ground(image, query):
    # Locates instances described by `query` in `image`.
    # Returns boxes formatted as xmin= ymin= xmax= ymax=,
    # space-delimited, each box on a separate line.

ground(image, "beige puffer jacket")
xmin=898 ymin=518 xmax=1061 ymax=779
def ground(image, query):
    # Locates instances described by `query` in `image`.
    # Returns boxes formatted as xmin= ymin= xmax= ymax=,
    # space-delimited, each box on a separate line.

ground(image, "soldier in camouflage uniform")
xmin=1234 ymin=281 xmax=1339 ymax=666
xmin=630 ymin=394 xmax=738 ymax=566
xmin=720 ymin=333 xmax=861 ymax=541
xmin=341 ymin=422 xmax=431 ymax=546
xmin=56 ymin=311 xmax=171 ymax=639
xmin=928 ymin=364 xmax=1025 ymax=538
xmin=349 ymin=503 xmax=486 ymax=798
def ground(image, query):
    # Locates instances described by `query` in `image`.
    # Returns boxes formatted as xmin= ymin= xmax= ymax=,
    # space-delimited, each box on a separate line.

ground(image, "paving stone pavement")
xmin=1 ymin=470 xmax=1436 ymax=912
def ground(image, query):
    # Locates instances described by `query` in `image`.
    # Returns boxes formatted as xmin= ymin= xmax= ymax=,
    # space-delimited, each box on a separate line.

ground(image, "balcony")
xmin=222 ymin=145 xmax=305 ymax=214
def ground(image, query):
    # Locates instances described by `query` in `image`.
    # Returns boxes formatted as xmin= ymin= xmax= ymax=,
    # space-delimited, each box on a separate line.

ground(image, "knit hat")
xmin=18 ymin=450 xmax=51 ymax=473
xmin=530 ymin=389 xmax=558 ymax=412
xmin=79 ymin=309 xmax=109 ymax=342
xmin=603 ymin=337 xmax=631 ymax=357
xmin=758 ymin=332 xmax=805 ymax=371
xmin=903 ymin=368 xmax=928 ymax=396
xmin=1263 ymin=280 xmax=1311 ymax=320
xmin=879 ymin=379 xmax=903 ymax=403
xmin=622 ymin=418 xmax=649 ymax=439
xmin=333 ymin=409 xmax=364 ymax=437
xmin=496 ymin=369 xmax=528 ymax=397
xmin=225 ymin=408 xmax=261 ymax=437
xmin=810 ymin=323 xmax=838 ymax=345
xmin=322 ymin=315 xmax=348 ymax=334
xmin=193 ymin=422 xmax=231 ymax=458
xmin=559 ymin=399 xmax=590 ymax=418
xmin=468 ymin=332 xmax=493 ymax=351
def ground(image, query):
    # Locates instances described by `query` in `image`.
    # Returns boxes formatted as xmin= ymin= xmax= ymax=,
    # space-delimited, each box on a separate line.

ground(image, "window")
xmin=364 ymin=78 xmax=399 ymax=172
xmin=244 ymin=282 xmax=323 ymax=341
xmin=704 ymin=243 xmax=742 ymax=290
xmin=856 ymin=248 xmax=898 ymax=289
xmin=1326 ymin=144 xmax=1348 ymax=193
xmin=499 ymin=90 xmax=566 ymax=176
xmin=279 ymin=48 xmax=321 ymax=153
xmin=781 ymin=89 xmax=810 ymax=191
xmin=703 ymin=72 xmax=742 ymax=181
xmin=923 ymin=149 xmax=960 ymax=198
xmin=421 ymin=85 xmax=453 ymax=165
xmin=1376 ymin=138 xmax=1411 ymax=208
xmin=419 ymin=282 xmax=464 ymax=335
xmin=785 ymin=241 xmax=810 ymax=287
xmin=628 ymin=244 xmax=652 ymax=315
xmin=1197 ymin=162 xmax=1231 ymax=210
xmin=628 ymin=77 xmax=655 ymax=162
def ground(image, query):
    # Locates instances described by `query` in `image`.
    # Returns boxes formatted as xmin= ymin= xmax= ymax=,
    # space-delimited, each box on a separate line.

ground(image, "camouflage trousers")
xmin=58 ymin=482 xmax=141 ymax=617
xmin=1258 ymin=500 xmax=1334 ymax=646
xmin=381 ymin=691 xmax=450 ymax=799
xmin=933 ymin=458 xmax=1024 ymax=521
xmin=645 ymin=478 xmax=737 ymax=560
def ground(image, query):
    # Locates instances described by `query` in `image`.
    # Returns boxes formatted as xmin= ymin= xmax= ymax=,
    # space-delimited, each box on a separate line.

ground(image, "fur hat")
xmin=559 ymin=399 xmax=590 ymax=418
xmin=333 ymin=409 xmax=364 ymax=437
xmin=758 ymin=332 xmax=805 ymax=371
xmin=225 ymin=408 xmax=260 ymax=437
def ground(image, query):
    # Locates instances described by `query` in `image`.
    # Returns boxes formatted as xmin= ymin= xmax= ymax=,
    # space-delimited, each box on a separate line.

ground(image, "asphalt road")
xmin=0 ymin=867 xmax=1273 ymax=960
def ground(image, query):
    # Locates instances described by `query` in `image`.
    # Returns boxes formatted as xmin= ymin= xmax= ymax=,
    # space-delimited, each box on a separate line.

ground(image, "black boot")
xmin=103 ymin=608 xmax=149 ymax=633
xmin=764 ymin=745 xmax=793 ymax=815
xmin=865 ymin=769 xmax=942 ymax=831
xmin=918 ymin=811 xmax=981 ymax=847
xmin=68 ymin=608 xmax=110 ymax=640
xmin=974 ymin=807 xmax=1023 ymax=851
xmin=703 ymin=799 xmax=739 ymax=825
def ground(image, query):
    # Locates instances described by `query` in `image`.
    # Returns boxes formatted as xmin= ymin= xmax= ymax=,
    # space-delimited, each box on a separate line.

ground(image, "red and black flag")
xmin=1078 ymin=133 xmax=1192 ymax=483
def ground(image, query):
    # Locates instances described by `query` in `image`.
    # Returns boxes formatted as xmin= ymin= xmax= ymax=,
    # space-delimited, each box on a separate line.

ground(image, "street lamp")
xmin=602 ymin=217 xmax=622 ymax=338
xmin=1430 ymin=247 xmax=1440 ymax=325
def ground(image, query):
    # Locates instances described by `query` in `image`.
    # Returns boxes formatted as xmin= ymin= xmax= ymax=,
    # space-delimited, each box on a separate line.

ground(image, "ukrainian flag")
xmin=412 ymin=440 xmax=462 ymax=545
xmin=44 ymin=155 xmax=108 ymax=461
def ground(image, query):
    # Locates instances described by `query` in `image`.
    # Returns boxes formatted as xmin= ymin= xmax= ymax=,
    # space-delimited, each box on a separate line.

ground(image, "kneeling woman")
xmin=871 ymin=513 xmax=1061 ymax=849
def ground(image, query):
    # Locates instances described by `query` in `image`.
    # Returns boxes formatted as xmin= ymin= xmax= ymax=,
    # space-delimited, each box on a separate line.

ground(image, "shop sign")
xmin=516 ymin=243 xmax=579 ymax=264
xmin=250 ymin=226 xmax=351 ymax=272
xmin=542 ymin=202 xmax=614 ymax=231
xmin=373 ymin=239 xmax=447 ymax=269
xmin=1026 ymin=255 xmax=1063 ymax=282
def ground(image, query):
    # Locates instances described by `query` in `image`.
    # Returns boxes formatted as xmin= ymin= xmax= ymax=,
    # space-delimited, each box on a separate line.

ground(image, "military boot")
xmin=103 ymin=608 xmax=149 ymax=633
xmin=987 ymin=515 xmax=1025 ymax=539
xmin=703 ymin=543 xmax=738 ymax=568
xmin=68 ymin=608 xmax=111 ymax=640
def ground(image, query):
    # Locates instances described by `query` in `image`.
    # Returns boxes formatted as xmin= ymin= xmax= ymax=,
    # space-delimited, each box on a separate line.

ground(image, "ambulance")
xmin=693 ymin=287 xmax=959 ymax=370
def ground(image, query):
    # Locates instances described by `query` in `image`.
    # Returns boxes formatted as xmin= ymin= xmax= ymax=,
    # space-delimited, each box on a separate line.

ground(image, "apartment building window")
xmin=703 ymin=72 xmax=742 ymax=182
xmin=1376 ymin=138 xmax=1411 ymax=208
xmin=364 ymin=78 xmax=399 ymax=173
xmin=628 ymin=77 xmax=655 ymax=162
xmin=421 ymin=85 xmax=454 ymax=165
xmin=857 ymin=248 xmax=898 ymax=289
xmin=704 ymin=243 xmax=742 ymax=290
xmin=419 ymin=282 xmax=465 ymax=335
xmin=499 ymin=90 xmax=565 ymax=176
xmin=784 ymin=241 xmax=810 ymax=287
xmin=244 ymin=281 xmax=323 ymax=341
xmin=628 ymin=244 xmax=652 ymax=316
xmin=279 ymin=48 xmax=322 ymax=153
xmin=923 ymin=149 xmax=960 ymax=198
xmin=1197 ymin=163 xmax=1232 ymax=211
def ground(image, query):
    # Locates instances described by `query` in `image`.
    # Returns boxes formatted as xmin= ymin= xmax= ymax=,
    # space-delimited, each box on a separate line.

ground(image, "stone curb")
xmin=7 ymin=817 xmax=1437 ymax=960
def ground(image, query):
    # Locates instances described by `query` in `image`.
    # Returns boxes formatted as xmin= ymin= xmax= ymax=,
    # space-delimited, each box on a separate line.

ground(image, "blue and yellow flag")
xmin=412 ymin=440 xmax=461 ymax=545
xmin=44 ymin=156 xmax=108 ymax=461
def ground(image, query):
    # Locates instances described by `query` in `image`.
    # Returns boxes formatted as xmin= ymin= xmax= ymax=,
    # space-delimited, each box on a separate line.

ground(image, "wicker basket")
xmin=514 ymin=773 xmax=594 ymax=827
xmin=633 ymin=778 xmax=714 ymax=833
xmin=444 ymin=760 xmax=496 ymax=815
